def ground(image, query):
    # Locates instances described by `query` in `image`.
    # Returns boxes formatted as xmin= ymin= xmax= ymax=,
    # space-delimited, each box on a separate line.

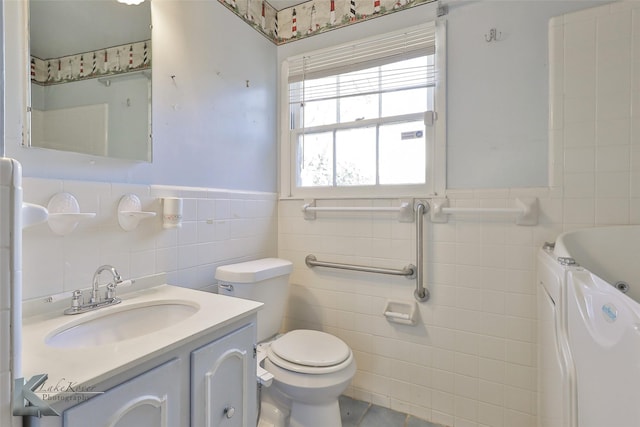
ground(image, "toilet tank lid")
xmin=215 ymin=258 xmax=293 ymax=283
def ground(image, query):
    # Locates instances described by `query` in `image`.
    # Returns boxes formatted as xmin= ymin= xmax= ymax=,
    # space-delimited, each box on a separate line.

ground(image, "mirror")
xmin=28 ymin=0 xmax=152 ymax=162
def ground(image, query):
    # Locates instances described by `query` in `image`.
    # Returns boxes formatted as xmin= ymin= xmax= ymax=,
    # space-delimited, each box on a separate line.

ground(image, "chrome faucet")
xmin=64 ymin=265 xmax=126 ymax=315
xmin=91 ymin=264 xmax=122 ymax=303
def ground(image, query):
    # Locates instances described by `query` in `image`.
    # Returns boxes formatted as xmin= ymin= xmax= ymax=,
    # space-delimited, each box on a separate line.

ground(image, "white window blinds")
xmin=287 ymin=22 xmax=437 ymax=106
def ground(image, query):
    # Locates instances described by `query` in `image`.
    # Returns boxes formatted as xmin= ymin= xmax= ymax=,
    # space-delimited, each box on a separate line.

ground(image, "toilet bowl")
xmin=258 ymin=330 xmax=356 ymax=427
xmin=215 ymin=258 xmax=356 ymax=427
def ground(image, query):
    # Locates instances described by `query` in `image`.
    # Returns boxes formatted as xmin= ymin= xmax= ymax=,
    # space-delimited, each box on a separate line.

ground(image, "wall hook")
xmin=485 ymin=28 xmax=502 ymax=42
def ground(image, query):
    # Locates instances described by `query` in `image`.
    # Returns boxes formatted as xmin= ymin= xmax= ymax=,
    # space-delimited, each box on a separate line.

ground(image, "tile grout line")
xmin=355 ymin=402 xmax=373 ymax=426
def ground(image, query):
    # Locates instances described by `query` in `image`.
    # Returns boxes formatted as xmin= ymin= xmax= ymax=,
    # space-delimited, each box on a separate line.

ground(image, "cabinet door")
xmin=64 ymin=359 xmax=182 ymax=427
xmin=191 ymin=324 xmax=256 ymax=427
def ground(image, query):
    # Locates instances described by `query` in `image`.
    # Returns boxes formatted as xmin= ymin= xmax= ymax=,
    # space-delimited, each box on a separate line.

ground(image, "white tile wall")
xmin=278 ymin=190 xmax=557 ymax=427
xmin=21 ymin=178 xmax=278 ymax=300
xmin=552 ymin=2 xmax=640 ymax=230
xmin=276 ymin=3 xmax=640 ymax=426
xmin=1 ymin=158 xmax=21 ymax=427
xmin=0 ymin=164 xmax=11 ymax=427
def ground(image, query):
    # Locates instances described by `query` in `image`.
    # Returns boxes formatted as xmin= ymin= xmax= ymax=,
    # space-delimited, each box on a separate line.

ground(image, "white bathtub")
xmin=538 ymin=225 xmax=640 ymax=427
xmin=553 ymin=225 xmax=640 ymax=303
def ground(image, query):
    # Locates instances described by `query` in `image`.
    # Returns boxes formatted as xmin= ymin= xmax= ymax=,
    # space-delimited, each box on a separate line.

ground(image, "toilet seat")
xmin=267 ymin=330 xmax=353 ymax=374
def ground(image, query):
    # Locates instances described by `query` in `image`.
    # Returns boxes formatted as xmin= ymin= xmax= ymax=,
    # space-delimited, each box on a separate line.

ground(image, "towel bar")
xmin=305 ymin=255 xmax=416 ymax=278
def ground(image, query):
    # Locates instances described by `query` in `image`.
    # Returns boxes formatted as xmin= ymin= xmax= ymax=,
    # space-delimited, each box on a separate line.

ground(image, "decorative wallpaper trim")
xmin=31 ymin=39 xmax=151 ymax=86
xmin=218 ymin=0 xmax=437 ymax=45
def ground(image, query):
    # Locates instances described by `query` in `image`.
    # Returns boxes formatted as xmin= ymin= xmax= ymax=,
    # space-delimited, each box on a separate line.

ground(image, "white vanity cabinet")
xmin=63 ymin=359 xmax=183 ymax=427
xmin=31 ymin=318 xmax=257 ymax=427
xmin=22 ymin=285 xmax=261 ymax=427
xmin=191 ymin=323 xmax=256 ymax=427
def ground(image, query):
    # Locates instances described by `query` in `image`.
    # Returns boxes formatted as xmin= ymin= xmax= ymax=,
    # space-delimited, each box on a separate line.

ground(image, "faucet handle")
xmin=63 ymin=290 xmax=85 ymax=315
xmin=117 ymin=279 xmax=135 ymax=289
xmin=106 ymin=283 xmax=117 ymax=300
xmin=105 ymin=279 xmax=135 ymax=300
xmin=71 ymin=289 xmax=83 ymax=309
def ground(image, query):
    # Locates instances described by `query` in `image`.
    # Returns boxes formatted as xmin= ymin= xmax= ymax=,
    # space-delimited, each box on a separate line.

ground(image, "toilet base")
xmin=258 ymin=382 xmax=344 ymax=427
xmin=289 ymin=400 xmax=342 ymax=427
xmin=258 ymin=400 xmax=287 ymax=427
xmin=256 ymin=333 xmax=355 ymax=427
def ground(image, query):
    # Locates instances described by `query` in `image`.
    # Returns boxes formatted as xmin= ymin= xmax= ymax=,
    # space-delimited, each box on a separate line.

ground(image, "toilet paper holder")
xmin=383 ymin=300 xmax=418 ymax=325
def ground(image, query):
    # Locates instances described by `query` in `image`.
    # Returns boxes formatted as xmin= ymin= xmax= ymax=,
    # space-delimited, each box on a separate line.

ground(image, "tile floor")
xmin=339 ymin=396 xmax=446 ymax=427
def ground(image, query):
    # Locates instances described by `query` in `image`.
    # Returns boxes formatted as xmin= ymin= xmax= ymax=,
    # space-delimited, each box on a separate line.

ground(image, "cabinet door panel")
xmin=63 ymin=359 xmax=181 ymax=427
xmin=191 ymin=324 xmax=256 ymax=427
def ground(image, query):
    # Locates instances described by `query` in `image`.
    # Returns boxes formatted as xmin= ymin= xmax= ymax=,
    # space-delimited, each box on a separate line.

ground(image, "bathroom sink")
xmin=45 ymin=301 xmax=199 ymax=349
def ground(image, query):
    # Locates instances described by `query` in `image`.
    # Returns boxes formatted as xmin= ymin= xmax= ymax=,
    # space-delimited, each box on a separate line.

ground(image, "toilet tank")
xmin=215 ymin=258 xmax=293 ymax=342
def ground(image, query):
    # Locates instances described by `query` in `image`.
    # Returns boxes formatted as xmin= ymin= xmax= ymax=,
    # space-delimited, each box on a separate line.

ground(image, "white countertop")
xmin=22 ymin=284 xmax=262 ymax=396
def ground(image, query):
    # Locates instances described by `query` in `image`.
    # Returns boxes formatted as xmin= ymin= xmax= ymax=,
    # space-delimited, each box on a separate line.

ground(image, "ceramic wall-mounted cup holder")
xmin=118 ymin=194 xmax=157 ymax=231
xmin=47 ymin=192 xmax=96 ymax=235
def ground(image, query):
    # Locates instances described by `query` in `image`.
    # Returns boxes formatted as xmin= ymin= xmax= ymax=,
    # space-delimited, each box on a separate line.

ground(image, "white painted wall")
xmin=7 ymin=0 xmax=612 ymax=191
xmin=447 ymin=1 xmax=552 ymax=188
xmin=277 ymin=0 xmax=612 ymax=189
xmin=0 ymin=5 xmax=21 ymax=427
xmin=5 ymin=0 xmax=278 ymax=193
xmin=0 ymin=0 xmax=3 ymax=160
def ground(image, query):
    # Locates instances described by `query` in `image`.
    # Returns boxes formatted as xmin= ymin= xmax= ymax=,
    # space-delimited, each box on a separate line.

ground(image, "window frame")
xmin=279 ymin=21 xmax=447 ymax=199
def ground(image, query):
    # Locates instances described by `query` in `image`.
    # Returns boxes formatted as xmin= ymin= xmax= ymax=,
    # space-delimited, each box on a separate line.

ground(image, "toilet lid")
xmin=270 ymin=330 xmax=351 ymax=367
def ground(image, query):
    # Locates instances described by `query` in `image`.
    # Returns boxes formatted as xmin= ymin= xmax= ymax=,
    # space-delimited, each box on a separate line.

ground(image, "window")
xmin=282 ymin=22 xmax=445 ymax=198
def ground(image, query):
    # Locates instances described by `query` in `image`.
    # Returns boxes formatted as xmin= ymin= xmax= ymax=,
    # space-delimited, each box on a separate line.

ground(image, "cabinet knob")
xmin=224 ymin=406 xmax=235 ymax=419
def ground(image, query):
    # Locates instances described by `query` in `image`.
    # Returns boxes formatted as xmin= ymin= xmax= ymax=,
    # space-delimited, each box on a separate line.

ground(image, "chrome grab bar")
xmin=414 ymin=202 xmax=429 ymax=302
xmin=305 ymin=255 xmax=416 ymax=278
xmin=303 ymin=200 xmax=430 ymax=303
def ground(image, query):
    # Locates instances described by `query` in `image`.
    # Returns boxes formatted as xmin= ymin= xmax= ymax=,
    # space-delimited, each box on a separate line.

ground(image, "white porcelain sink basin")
xmin=45 ymin=301 xmax=199 ymax=348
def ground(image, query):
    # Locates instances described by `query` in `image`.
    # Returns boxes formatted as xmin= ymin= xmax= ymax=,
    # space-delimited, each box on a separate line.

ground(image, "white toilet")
xmin=215 ymin=258 xmax=356 ymax=427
